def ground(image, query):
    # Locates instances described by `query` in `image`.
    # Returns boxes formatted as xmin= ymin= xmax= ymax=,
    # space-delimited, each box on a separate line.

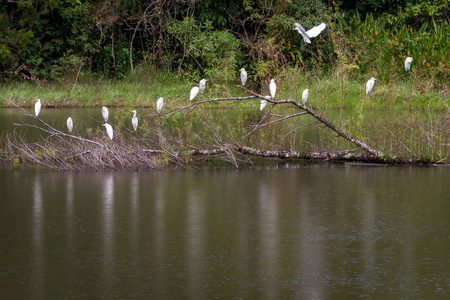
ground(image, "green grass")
xmin=0 ymin=66 xmax=248 ymax=108
xmin=1 ymin=65 xmax=448 ymax=112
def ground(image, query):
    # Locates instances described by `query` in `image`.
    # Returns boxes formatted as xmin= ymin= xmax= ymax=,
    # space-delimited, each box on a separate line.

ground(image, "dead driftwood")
xmin=0 ymin=92 xmax=444 ymax=170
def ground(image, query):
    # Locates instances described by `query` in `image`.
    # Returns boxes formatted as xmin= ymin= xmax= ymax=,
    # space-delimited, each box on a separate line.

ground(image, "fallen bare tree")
xmin=1 ymin=88 xmax=449 ymax=170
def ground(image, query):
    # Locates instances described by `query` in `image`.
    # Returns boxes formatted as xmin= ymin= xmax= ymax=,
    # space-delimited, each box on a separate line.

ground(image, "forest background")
xmin=0 ymin=0 xmax=449 ymax=108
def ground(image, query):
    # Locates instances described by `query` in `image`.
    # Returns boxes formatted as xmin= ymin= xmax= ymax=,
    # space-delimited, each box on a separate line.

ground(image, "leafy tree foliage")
xmin=0 ymin=0 xmax=448 ymax=83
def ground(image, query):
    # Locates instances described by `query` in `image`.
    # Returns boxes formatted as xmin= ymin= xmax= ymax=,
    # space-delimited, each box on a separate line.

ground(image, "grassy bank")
xmin=1 ymin=66 xmax=448 ymax=112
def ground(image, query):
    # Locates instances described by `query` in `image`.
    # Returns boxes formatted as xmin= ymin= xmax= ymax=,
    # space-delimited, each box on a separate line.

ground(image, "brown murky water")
xmin=0 ymin=164 xmax=449 ymax=298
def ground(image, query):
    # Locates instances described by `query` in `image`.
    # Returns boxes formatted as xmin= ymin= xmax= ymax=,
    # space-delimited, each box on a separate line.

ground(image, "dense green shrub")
xmin=0 ymin=0 xmax=448 ymax=90
xmin=169 ymin=18 xmax=241 ymax=83
xmin=336 ymin=12 xmax=450 ymax=84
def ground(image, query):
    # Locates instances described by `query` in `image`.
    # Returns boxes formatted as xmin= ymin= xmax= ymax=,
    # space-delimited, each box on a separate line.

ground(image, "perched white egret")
xmin=405 ymin=57 xmax=413 ymax=72
xmin=302 ymin=89 xmax=309 ymax=105
xmin=190 ymin=86 xmax=200 ymax=101
xmin=239 ymin=68 xmax=247 ymax=86
xmin=156 ymin=97 xmax=164 ymax=114
xmin=102 ymin=123 xmax=113 ymax=140
xmin=102 ymin=106 xmax=109 ymax=122
xmin=66 ymin=117 xmax=73 ymax=133
xmin=130 ymin=110 xmax=138 ymax=131
xmin=260 ymin=95 xmax=270 ymax=111
xmin=366 ymin=77 xmax=376 ymax=95
xmin=269 ymin=79 xmax=276 ymax=99
xmin=34 ymin=99 xmax=41 ymax=117
xmin=293 ymin=22 xmax=326 ymax=44
xmin=199 ymin=79 xmax=207 ymax=93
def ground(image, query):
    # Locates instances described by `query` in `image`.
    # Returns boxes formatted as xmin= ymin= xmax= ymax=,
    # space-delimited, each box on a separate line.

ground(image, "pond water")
xmin=0 ymin=164 xmax=449 ymax=298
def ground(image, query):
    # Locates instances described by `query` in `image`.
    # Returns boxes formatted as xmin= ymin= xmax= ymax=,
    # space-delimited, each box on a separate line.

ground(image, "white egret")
xmin=34 ymin=99 xmax=41 ymax=117
xmin=102 ymin=106 xmax=109 ymax=122
xmin=156 ymin=97 xmax=164 ymax=114
xmin=269 ymin=79 xmax=276 ymax=99
xmin=260 ymin=95 xmax=270 ymax=111
xmin=102 ymin=123 xmax=113 ymax=140
xmin=405 ymin=57 xmax=413 ymax=72
xmin=293 ymin=22 xmax=326 ymax=44
xmin=366 ymin=77 xmax=376 ymax=95
xmin=302 ymin=89 xmax=309 ymax=105
xmin=239 ymin=68 xmax=247 ymax=86
xmin=66 ymin=117 xmax=73 ymax=133
xmin=131 ymin=110 xmax=138 ymax=131
xmin=190 ymin=86 xmax=199 ymax=101
xmin=199 ymin=79 xmax=207 ymax=93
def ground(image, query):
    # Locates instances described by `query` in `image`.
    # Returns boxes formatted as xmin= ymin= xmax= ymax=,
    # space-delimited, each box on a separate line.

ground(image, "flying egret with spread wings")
xmin=293 ymin=22 xmax=327 ymax=44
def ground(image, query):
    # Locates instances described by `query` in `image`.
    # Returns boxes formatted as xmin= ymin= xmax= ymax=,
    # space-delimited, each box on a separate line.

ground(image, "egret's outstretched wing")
xmin=293 ymin=23 xmax=310 ymax=44
xmin=306 ymin=22 xmax=326 ymax=38
xmin=294 ymin=23 xmax=307 ymax=33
